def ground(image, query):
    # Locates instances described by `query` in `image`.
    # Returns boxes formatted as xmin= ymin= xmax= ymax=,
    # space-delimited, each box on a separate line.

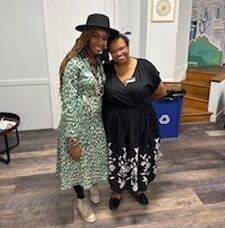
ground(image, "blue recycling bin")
xmin=151 ymin=96 xmax=183 ymax=139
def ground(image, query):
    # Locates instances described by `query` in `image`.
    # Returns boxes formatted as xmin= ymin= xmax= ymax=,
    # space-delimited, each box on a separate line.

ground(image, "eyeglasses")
xmin=110 ymin=46 xmax=127 ymax=56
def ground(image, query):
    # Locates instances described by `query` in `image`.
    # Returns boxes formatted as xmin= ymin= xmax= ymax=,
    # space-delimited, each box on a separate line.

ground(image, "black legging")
xmin=74 ymin=185 xmax=85 ymax=199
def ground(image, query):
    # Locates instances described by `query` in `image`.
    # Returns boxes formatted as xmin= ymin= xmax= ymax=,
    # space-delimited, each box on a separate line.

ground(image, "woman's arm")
xmin=150 ymin=81 xmax=167 ymax=100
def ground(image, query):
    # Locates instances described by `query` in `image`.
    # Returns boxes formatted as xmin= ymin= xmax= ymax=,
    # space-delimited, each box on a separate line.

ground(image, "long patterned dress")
xmin=56 ymin=55 xmax=108 ymax=190
xmin=103 ymin=58 xmax=162 ymax=193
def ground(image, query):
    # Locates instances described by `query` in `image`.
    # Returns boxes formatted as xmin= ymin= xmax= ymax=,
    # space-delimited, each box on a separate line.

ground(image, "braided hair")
xmin=59 ymin=30 xmax=94 ymax=92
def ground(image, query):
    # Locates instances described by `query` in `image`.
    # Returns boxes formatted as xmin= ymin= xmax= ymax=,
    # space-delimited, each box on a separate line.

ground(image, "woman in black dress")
xmin=103 ymin=34 xmax=166 ymax=210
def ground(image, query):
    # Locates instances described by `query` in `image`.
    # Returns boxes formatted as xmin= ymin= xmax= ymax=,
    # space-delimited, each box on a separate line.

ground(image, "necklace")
xmin=93 ymin=66 xmax=104 ymax=97
xmin=88 ymin=56 xmax=98 ymax=67
xmin=90 ymin=64 xmax=99 ymax=79
xmin=87 ymin=58 xmax=104 ymax=97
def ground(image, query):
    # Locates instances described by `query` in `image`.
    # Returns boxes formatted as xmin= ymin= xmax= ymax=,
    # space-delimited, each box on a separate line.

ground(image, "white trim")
xmin=0 ymin=78 xmax=49 ymax=87
xmin=174 ymin=63 xmax=187 ymax=81
xmin=145 ymin=0 xmax=153 ymax=60
xmin=104 ymin=0 xmax=116 ymax=27
xmin=210 ymin=109 xmax=224 ymax=123
xmin=162 ymin=78 xmax=177 ymax=82
xmin=130 ymin=0 xmax=141 ymax=57
xmin=114 ymin=0 xmax=120 ymax=30
xmin=42 ymin=0 xmax=61 ymax=129
xmin=208 ymin=81 xmax=225 ymax=122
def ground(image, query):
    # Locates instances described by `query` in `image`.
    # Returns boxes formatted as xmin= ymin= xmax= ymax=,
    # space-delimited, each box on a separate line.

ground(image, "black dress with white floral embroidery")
xmin=103 ymin=58 xmax=162 ymax=193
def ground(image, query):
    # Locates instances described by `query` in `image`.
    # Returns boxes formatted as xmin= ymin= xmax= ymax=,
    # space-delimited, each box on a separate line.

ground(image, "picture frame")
xmin=151 ymin=0 xmax=176 ymax=22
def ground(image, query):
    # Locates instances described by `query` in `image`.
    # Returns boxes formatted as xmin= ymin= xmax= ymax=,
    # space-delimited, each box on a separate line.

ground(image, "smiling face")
xmin=109 ymin=37 xmax=129 ymax=65
xmin=87 ymin=28 xmax=108 ymax=57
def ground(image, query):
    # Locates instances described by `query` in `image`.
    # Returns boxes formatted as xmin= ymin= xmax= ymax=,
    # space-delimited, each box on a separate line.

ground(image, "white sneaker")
xmin=89 ymin=184 xmax=100 ymax=204
xmin=77 ymin=198 xmax=96 ymax=223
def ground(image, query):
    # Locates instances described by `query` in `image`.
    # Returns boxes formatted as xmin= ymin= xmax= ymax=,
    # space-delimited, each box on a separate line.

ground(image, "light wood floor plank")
xmin=0 ymin=120 xmax=225 ymax=227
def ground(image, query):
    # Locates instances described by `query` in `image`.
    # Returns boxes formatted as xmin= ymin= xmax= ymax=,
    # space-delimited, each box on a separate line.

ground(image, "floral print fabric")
xmin=56 ymin=55 xmax=108 ymax=190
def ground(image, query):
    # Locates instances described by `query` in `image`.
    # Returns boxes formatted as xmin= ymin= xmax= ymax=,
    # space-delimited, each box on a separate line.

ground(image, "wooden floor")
xmin=0 ymin=118 xmax=225 ymax=228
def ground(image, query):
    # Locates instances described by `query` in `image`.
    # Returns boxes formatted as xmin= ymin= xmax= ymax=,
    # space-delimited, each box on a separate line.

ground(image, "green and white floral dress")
xmin=56 ymin=55 xmax=108 ymax=190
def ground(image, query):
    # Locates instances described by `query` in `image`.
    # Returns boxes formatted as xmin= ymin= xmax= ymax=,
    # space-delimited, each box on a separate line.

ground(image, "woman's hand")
xmin=68 ymin=138 xmax=82 ymax=161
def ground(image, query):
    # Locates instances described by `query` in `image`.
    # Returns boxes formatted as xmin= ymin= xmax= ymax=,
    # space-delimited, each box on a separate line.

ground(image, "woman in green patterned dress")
xmin=56 ymin=14 xmax=118 ymax=223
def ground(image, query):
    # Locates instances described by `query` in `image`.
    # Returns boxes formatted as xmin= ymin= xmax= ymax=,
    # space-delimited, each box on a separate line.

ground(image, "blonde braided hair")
xmin=59 ymin=30 xmax=94 ymax=92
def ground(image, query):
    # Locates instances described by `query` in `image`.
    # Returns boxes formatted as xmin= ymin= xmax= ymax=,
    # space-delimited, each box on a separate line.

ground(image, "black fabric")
xmin=103 ymin=59 xmax=161 ymax=108
xmin=103 ymin=58 xmax=162 ymax=193
xmin=131 ymin=192 xmax=149 ymax=205
xmin=109 ymin=197 xmax=121 ymax=210
xmin=74 ymin=185 xmax=85 ymax=199
xmin=75 ymin=14 xmax=119 ymax=36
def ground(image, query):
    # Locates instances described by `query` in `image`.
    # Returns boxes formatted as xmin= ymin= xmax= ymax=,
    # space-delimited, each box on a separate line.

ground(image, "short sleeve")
xmin=143 ymin=59 xmax=161 ymax=93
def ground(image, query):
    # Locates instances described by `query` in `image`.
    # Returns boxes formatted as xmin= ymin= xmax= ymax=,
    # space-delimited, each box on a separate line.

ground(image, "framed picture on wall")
xmin=151 ymin=0 xmax=176 ymax=22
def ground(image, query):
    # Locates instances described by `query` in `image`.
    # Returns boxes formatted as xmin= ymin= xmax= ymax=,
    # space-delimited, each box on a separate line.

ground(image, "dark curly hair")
xmin=107 ymin=33 xmax=130 ymax=50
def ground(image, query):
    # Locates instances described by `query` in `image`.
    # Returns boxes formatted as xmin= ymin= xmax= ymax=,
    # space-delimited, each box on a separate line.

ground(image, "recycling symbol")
xmin=159 ymin=114 xmax=170 ymax=125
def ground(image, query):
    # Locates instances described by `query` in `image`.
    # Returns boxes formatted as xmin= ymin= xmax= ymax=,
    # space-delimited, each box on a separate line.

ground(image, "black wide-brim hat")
xmin=75 ymin=13 xmax=119 ymax=36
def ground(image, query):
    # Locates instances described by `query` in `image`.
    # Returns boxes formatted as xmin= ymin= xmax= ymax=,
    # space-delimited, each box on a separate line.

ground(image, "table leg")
xmin=16 ymin=128 xmax=20 ymax=145
xmin=0 ymin=135 xmax=10 ymax=164
xmin=0 ymin=128 xmax=19 ymax=164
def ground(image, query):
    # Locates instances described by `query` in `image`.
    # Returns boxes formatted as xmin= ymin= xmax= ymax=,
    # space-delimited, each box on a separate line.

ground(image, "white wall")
xmin=144 ymin=0 xmax=193 ymax=82
xmin=114 ymin=0 xmax=141 ymax=57
xmin=0 ymin=0 xmax=116 ymax=130
xmin=110 ymin=0 xmax=193 ymax=82
xmin=139 ymin=0 xmax=149 ymax=58
xmin=2 ymin=0 xmax=222 ymax=130
xmin=145 ymin=0 xmax=180 ymax=81
xmin=175 ymin=0 xmax=193 ymax=81
xmin=0 ymin=0 xmax=52 ymax=130
xmin=43 ymin=0 xmax=116 ymax=129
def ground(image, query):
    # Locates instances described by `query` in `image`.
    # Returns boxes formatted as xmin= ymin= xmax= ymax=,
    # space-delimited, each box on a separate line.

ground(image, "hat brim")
xmin=75 ymin=25 xmax=119 ymax=36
